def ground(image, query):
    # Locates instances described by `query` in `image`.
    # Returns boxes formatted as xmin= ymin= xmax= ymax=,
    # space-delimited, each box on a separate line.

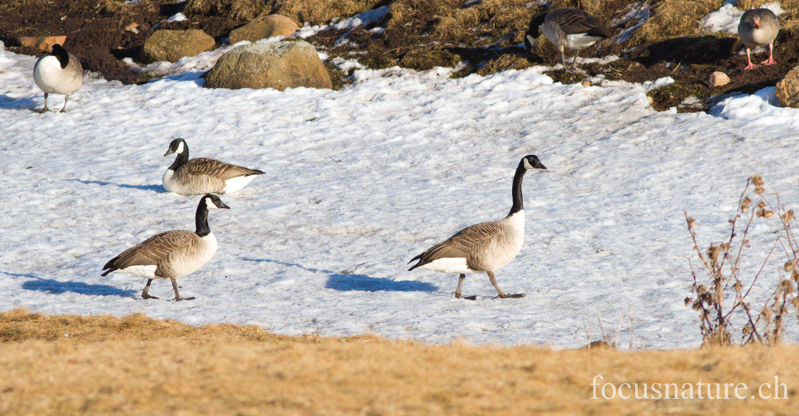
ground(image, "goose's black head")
xmin=202 ymin=194 xmax=230 ymax=210
xmin=524 ymin=12 xmax=547 ymax=52
xmin=50 ymin=44 xmax=70 ymax=69
xmin=164 ymin=138 xmax=188 ymax=157
xmin=521 ymin=155 xmax=547 ymax=171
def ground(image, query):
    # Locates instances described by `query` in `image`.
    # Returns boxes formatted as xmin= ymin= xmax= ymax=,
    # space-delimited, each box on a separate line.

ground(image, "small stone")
xmin=708 ymin=71 xmax=730 ymax=88
xmin=18 ymin=36 xmax=67 ymax=52
xmin=125 ymin=23 xmax=140 ymax=34
xmin=776 ymin=68 xmax=799 ymax=108
xmin=581 ymin=80 xmax=591 ymax=87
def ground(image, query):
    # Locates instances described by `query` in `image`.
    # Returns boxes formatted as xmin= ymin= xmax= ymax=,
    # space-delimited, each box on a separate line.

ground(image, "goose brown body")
xmin=408 ymin=155 xmax=547 ymax=299
xmin=162 ymin=139 xmax=264 ymax=195
xmin=525 ymin=8 xmax=612 ymax=71
xmin=101 ymin=194 xmax=229 ymax=301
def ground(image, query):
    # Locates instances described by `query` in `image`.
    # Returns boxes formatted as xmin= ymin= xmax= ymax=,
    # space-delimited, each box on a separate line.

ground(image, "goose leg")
xmin=454 ymin=274 xmax=477 ymax=300
xmin=744 ymin=48 xmax=759 ymax=70
xmin=761 ymin=43 xmax=777 ymax=66
xmin=171 ymin=278 xmax=195 ymax=301
xmin=571 ymin=50 xmax=580 ymax=68
xmin=488 ymin=272 xmax=525 ymax=299
xmin=141 ymin=279 xmax=159 ymax=300
xmin=60 ymin=94 xmax=70 ymax=113
xmin=38 ymin=93 xmax=49 ymax=113
xmin=559 ymin=50 xmax=571 ymax=73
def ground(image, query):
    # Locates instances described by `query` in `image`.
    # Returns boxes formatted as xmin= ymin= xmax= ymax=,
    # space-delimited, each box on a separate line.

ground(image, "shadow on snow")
xmin=9 ymin=272 xmax=137 ymax=297
xmin=241 ymin=258 xmax=438 ymax=293
xmin=69 ymin=179 xmax=166 ymax=193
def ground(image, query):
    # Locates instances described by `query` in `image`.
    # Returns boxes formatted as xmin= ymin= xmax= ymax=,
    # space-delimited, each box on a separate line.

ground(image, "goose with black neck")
xmin=101 ymin=194 xmax=230 ymax=301
xmin=163 ymin=138 xmax=265 ymax=196
xmin=408 ymin=155 xmax=548 ymax=300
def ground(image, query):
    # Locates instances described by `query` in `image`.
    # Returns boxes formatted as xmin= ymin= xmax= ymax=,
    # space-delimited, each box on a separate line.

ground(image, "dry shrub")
xmin=387 ymin=0 xmax=462 ymax=31
xmin=399 ymin=47 xmax=460 ymax=71
xmin=269 ymin=0 xmax=384 ymax=26
xmin=477 ymin=53 xmax=533 ymax=75
xmin=685 ymin=175 xmax=799 ymax=346
xmin=632 ymin=0 xmax=722 ymax=43
xmin=384 ymin=0 xmax=461 ymax=49
xmin=433 ymin=0 xmax=533 ymax=46
xmin=184 ymin=0 xmax=266 ymax=23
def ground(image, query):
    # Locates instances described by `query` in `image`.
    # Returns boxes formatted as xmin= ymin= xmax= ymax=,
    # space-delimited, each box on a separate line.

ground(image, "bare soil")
xmin=2 ymin=0 xmax=798 ymax=111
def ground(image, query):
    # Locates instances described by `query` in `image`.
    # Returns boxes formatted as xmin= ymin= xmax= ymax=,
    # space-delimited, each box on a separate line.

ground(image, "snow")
xmin=296 ymin=6 xmax=389 ymax=39
xmin=2 ymin=41 xmax=799 ymax=350
xmin=702 ymin=2 xmax=783 ymax=34
xmin=611 ymin=1 xmax=650 ymax=44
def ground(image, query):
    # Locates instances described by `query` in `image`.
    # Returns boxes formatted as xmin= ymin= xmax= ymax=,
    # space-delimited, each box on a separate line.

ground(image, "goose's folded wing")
xmin=182 ymin=158 xmax=263 ymax=181
xmin=104 ymin=230 xmax=194 ymax=270
xmin=550 ymin=9 xmax=610 ymax=37
xmin=414 ymin=221 xmax=502 ymax=264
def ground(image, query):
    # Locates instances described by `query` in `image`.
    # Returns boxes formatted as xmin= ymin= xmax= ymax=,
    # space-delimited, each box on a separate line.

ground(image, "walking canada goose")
xmin=738 ymin=8 xmax=779 ymax=70
xmin=162 ymin=138 xmax=265 ymax=195
xmin=32 ymin=44 xmax=83 ymax=113
xmin=101 ymin=194 xmax=230 ymax=301
xmin=525 ymin=8 xmax=612 ymax=71
xmin=408 ymin=155 xmax=547 ymax=300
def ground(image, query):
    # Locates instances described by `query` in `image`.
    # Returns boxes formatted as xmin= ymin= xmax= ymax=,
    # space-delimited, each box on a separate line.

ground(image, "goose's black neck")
xmin=195 ymin=199 xmax=211 ymax=237
xmin=527 ymin=12 xmax=547 ymax=38
xmin=169 ymin=145 xmax=189 ymax=171
xmin=508 ymin=162 xmax=527 ymax=217
xmin=51 ymin=45 xmax=69 ymax=69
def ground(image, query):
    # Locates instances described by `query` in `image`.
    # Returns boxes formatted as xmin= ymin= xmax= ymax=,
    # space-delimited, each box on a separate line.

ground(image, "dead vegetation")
xmin=184 ymin=0 xmax=266 ymax=23
xmin=686 ymin=176 xmax=799 ymax=346
xmin=1 ymin=309 xmax=798 ymax=415
xmin=631 ymin=0 xmax=722 ymax=43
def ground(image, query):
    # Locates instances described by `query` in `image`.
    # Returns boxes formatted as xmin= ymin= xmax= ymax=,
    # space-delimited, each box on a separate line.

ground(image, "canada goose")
xmin=32 ymin=44 xmax=83 ymax=113
xmin=162 ymin=138 xmax=265 ymax=195
xmin=738 ymin=8 xmax=779 ymax=70
xmin=525 ymin=8 xmax=612 ymax=72
xmin=101 ymin=194 xmax=230 ymax=301
xmin=408 ymin=155 xmax=547 ymax=300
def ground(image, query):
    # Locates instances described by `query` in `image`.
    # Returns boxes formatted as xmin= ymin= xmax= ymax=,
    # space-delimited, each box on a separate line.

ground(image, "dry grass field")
xmin=0 ymin=309 xmax=796 ymax=415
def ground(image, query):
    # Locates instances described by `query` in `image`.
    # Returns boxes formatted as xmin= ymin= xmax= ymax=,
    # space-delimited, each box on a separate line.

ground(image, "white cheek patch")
xmin=205 ymin=198 xmax=217 ymax=210
xmin=526 ymin=34 xmax=537 ymax=49
xmin=523 ymin=158 xmax=534 ymax=170
xmin=176 ymin=141 xmax=185 ymax=154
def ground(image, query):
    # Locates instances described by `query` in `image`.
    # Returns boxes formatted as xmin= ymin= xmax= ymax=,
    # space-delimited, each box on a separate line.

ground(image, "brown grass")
xmin=266 ymin=0 xmax=384 ymax=26
xmin=184 ymin=0 xmax=266 ymax=23
xmin=1 ymin=309 xmax=798 ymax=415
xmin=476 ymin=53 xmax=533 ymax=76
xmin=434 ymin=0 xmax=533 ymax=46
xmin=632 ymin=0 xmax=723 ymax=43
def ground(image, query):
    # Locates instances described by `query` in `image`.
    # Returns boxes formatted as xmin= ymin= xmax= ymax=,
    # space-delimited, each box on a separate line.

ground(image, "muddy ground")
xmin=0 ymin=0 xmax=796 ymax=111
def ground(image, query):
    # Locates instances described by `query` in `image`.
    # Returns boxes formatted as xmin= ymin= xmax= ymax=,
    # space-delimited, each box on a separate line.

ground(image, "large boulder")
xmin=229 ymin=15 xmax=300 ymax=44
xmin=141 ymin=29 xmax=215 ymax=63
xmin=776 ymin=68 xmax=799 ymax=108
xmin=204 ymin=40 xmax=332 ymax=91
